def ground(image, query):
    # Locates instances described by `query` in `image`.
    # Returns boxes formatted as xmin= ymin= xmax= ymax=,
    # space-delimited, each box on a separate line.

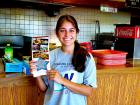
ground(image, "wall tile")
xmin=0 ymin=7 xmax=130 ymax=45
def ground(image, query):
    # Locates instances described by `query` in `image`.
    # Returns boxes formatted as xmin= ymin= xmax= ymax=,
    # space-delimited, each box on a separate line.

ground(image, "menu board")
xmin=32 ymin=36 xmax=50 ymax=77
xmin=126 ymin=0 xmax=140 ymax=8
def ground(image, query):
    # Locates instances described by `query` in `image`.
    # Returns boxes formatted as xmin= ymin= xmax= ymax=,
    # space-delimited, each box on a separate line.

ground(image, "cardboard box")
xmin=4 ymin=58 xmax=23 ymax=72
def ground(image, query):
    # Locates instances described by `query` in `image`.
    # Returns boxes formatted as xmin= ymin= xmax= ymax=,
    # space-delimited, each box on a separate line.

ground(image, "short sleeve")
xmin=83 ymin=53 xmax=97 ymax=88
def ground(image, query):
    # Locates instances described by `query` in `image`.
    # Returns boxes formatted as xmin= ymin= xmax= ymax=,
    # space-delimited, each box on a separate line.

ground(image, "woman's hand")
xmin=47 ymin=70 xmax=63 ymax=84
xmin=29 ymin=60 xmax=37 ymax=74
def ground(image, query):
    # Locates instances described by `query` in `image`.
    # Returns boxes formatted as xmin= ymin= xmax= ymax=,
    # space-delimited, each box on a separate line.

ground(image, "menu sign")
xmin=126 ymin=0 xmax=140 ymax=8
xmin=32 ymin=36 xmax=50 ymax=77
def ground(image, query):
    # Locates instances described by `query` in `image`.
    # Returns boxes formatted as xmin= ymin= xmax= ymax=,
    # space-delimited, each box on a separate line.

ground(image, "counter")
xmin=0 ymin=59 xmax=140 ymax=105
xmin=0 ymin=73 xmax=45 ymax=105
xmin=88 ymin=59 xmax=140 ymax=105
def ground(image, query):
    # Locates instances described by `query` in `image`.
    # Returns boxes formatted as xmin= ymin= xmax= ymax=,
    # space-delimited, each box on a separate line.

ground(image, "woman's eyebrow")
xmin=59 ymin=28 xmax=75 ymax=29
xmin=70 ymin=28 xmax=75 ymax=30
xmin=59 ymin=28 xmax=65 ymax=29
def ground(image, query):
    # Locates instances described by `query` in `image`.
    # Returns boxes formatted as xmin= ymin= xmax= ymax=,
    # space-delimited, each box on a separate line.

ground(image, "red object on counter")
xmin=80 ymin=42 xmax=92 ymax=51
xmin=92 ymin=49 xmax=128 ymax=65
xmin=115 ymin=26 xmax=140 ymax=38
xmin=97 ymin=58 xmax=126 ymax=66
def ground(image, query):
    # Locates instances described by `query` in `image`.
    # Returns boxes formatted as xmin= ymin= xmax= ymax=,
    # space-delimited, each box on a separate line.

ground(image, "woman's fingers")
xmin=47 ymin=70 xmax=63 ymax=84
xmin=29 ymin=60 xmax=37 ymax=73
xmin=47 ymin=70 xmax=57 ymax=80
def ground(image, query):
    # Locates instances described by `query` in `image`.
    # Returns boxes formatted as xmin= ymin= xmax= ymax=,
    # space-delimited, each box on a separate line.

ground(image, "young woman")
xmin=30 ymin=15 xmax=97 ymax=105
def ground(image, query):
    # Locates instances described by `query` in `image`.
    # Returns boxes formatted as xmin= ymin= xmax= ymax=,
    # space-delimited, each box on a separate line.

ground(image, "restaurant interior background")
xmin=0 ymin=6 xmax=130 ymax=47
xmin=0 ymin=1 xmax=140 ymax=105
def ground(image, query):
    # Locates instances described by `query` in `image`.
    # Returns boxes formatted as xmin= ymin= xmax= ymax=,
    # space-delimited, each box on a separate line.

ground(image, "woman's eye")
xmin=59 ymin=29 xmax=65 ymax=33
xmin=70 ymin=30 xmax=75 ymax=33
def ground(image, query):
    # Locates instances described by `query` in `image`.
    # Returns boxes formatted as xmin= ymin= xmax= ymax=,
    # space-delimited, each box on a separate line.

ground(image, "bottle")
xmin=111 ymin=42 xmax=115 ymax=50
xmin=4 ymin=44 xmax=13 ymax=62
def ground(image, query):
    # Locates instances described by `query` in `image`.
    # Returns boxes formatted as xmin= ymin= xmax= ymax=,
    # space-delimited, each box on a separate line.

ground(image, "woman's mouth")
xmin=64 ymin=37 xmax=73 ymax=41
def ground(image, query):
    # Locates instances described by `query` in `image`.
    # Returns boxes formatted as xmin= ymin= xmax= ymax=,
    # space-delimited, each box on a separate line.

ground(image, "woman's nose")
xmin=64 ymin=31 xmax=69 ymax=37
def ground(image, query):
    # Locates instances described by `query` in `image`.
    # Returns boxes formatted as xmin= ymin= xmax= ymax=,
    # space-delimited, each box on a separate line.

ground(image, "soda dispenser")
xmin=115 ymin=25 xmax=140 ymax=59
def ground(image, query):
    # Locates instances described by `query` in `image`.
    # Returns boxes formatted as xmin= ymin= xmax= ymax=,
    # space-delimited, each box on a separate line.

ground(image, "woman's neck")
xmin=61 ymin=45 xmax=74 ymax=54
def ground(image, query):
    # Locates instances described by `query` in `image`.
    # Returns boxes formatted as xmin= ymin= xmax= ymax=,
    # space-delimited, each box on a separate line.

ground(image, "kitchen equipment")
xmin=115 ymin=26 xmax=140 ymax=38
xmin=0 ymin=35 xmax=24 ymax=58
xmin=95 ymin=20 xmax=100 ymax=35
xmin=95 ymin=32 xmax=115 ymax=49
xmin=115 ymin=25 xmax=140 ymax=59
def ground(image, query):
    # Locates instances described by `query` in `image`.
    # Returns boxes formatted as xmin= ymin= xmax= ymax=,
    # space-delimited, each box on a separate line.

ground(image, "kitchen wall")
xmin=0 ymin=7 xmax=130 ymax=46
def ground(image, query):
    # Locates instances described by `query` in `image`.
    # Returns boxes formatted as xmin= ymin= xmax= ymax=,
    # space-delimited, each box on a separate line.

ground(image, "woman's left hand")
xmin=47 ymin=70 xmax=63 ymax=84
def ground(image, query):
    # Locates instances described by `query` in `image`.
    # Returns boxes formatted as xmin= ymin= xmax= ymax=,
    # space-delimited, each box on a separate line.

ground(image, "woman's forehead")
xmin=60 ymin=21 xmax=75 ymax=28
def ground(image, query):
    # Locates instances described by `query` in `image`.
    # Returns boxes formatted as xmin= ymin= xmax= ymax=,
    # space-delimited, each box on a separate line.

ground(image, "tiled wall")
xmin=0 ymin=7 xmax=130 ymax=46
xmin=0 ymin=8 xmax=47 ymax=36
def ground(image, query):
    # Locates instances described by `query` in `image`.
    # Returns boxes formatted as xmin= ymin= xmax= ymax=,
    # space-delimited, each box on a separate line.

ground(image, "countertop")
xmin=0 ymin=59 xmax=140 ymax=78
xmin=97 ymin=59 xmax=140 ymax=74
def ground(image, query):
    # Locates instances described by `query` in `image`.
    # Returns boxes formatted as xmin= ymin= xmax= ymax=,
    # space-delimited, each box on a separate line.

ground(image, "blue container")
xmin=4 ymin=58 xmax=23 ymax=72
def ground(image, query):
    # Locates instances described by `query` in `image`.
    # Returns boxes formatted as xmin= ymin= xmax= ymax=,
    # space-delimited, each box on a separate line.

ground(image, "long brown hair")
xmin=55 ymin=15 xmax=89 ymax=72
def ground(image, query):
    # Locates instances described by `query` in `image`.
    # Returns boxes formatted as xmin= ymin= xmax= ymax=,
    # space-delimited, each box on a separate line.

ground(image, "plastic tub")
xmin=92 ymin=49 xmax=127 ymax=60
xmin=96 ymin=58 xmax=126 ymax=65
xmin=92 ymin=49 xmax=128 ymax=65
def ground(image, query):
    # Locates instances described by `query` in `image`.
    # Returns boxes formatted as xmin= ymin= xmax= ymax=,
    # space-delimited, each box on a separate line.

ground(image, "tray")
xmin=97 ymin=58 xmax=126 ymax=65
xmin=92 ymin=49 xmax=128 ymax=60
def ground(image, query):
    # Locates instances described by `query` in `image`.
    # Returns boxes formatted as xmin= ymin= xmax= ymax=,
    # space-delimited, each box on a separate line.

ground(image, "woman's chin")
xmin=63 ymin=43 xmax=73 ymax=46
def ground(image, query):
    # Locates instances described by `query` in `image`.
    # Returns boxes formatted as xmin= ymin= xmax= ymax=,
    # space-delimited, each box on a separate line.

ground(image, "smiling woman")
xmin=30 ymin=15 xmax=97 ymax=105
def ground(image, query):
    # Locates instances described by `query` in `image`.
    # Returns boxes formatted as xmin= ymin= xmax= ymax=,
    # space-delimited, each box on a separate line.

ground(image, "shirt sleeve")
xmin=83 ymin=53 xmax=97 ymax=88
xmin=42 ymin=75 xmax=49 ymax=86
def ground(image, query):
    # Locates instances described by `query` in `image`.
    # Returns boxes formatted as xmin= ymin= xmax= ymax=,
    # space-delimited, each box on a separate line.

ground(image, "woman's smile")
xmin=63 ymin=36 xmax=73 ymax=42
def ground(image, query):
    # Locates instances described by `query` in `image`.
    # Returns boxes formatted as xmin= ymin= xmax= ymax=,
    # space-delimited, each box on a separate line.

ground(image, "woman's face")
xmin=57 ymin=20 xmax=77 ymax=47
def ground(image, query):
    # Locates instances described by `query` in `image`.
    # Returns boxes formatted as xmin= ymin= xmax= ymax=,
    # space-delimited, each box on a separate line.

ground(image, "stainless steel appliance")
xmin=95 ymin=32 xmax=115 ymax=49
